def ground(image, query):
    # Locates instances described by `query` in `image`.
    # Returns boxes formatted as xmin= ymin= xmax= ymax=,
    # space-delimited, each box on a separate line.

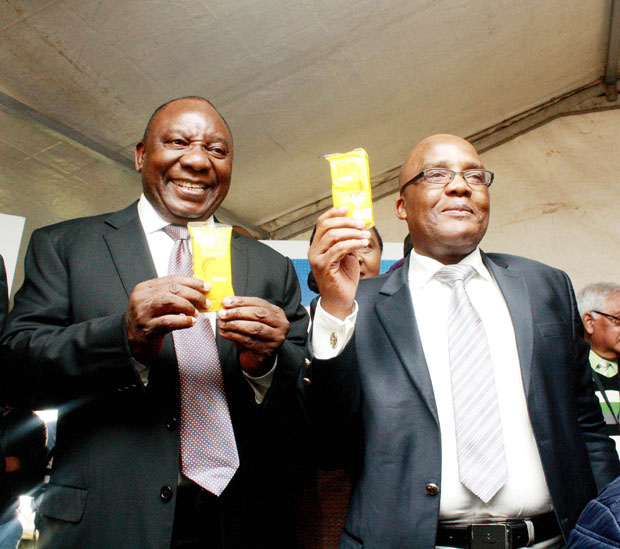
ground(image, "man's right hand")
xmin=126 ymin=275 xmax=210 ymax=360
xmin=308 ymin=207 xmax=371 ymax=319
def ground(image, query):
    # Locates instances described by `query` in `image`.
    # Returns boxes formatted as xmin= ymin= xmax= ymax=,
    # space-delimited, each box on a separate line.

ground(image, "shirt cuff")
xmin=311 ymin=298 xmax=358 ymax=359
xmin=243 ymin=359 xmax=276 ymax=404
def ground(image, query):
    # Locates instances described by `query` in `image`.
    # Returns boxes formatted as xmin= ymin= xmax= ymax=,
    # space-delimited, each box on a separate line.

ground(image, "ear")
xmin=134 ymin=141 xmax=146 ymax=173
xmin=395 ymin=195 xmax=407 ymax=221
xmin=583 ymin=312 xmax=595 ymax=337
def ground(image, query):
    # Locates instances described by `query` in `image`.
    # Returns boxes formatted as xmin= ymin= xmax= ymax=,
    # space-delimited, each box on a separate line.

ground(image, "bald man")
xmin=303 ymin=134 xmax=619 ymax=548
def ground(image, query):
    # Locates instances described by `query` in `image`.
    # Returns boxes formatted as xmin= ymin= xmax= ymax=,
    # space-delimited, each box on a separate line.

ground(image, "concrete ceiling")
xmin=0 ymin=0 xmax=619 ymax=244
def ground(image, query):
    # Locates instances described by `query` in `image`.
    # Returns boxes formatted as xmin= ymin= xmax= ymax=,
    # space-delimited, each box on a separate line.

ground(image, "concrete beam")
xmin=605 ymin=0 xmax=620 ymax=101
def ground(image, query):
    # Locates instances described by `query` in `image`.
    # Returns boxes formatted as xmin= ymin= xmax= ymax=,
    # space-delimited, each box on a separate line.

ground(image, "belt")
xmin=435 ymin=512 xmax=560 ymax=548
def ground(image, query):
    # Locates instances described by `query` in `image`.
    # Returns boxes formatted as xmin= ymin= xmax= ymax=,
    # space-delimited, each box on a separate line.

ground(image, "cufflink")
xmin=330 ymin=332 xmax=338 ymax=348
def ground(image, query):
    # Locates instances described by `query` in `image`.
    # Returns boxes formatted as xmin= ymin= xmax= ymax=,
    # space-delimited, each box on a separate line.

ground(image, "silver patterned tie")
xmin=164 ymin=224 xmax=239 ymax=496
xmin=436 ymin=264 xmax=508 ymax=503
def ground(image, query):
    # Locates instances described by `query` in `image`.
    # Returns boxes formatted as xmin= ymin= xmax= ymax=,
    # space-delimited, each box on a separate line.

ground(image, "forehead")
xmin=402 ymin=138 xmax=482 ymax=181
xmin=149 ymin=100 xmax=231 ymax=142
xmin=364 ymin=230 xmax=380 ymax=249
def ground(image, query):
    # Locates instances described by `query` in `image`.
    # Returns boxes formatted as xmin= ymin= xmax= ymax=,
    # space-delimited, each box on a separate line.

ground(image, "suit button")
xmin=165 ymin=416 xmax=178 ymax=431
xmin=160 ymin=486 xmax=173 ymax=502
xmin=304 ymin=358 xmax=311 ymax=367
xmin=302 ymin=377 xmax=312 ymax=386
xmin=426 ymin=483 xmax=440 ymax=496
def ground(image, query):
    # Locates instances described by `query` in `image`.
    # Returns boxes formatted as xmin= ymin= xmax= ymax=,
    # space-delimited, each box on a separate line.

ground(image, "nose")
xmin=444 ymin=172 xmax=471 ymax=196
xmin=179 ymin=145 xmax=211 ymax=171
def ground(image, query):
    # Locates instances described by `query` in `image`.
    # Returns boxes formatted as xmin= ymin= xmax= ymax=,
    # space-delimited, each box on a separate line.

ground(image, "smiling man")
xmin=1 ymin=97 xmax=308 ymax=548
xmin=303 ymin=134 xmax=620 ymax=548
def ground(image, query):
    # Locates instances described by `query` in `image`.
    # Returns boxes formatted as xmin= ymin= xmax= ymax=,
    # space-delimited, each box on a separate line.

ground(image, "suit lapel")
xmin=482 ymin=252 xmax=534 ymax=396
xmin=374 ymin=257 xmax=439 ymax=422
xmin=103 ymin=202 xmax=157 ymax=297
xmin=102 ymin=201 xmax=177 ymax=372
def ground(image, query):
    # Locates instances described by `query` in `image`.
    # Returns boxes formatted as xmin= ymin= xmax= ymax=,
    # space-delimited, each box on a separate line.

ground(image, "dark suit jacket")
xmin=1 ymin=202 xmax=308 ymax=548
xmin=0 ymin=255 xmax=7 ymax=335
xmin=302 ymin=252 xmax=620 ymax=549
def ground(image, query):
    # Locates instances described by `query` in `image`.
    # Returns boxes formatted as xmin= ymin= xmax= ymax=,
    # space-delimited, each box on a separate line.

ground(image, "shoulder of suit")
xmin=359 ymin=271 xmax=392 ymax=287
xmin=35 ymin=203 xmax=135 ymax=233
xmin=484 ymin=251 xmax=567 ymax=277
xmin=30 ymin=202 xmax=137 ymax=246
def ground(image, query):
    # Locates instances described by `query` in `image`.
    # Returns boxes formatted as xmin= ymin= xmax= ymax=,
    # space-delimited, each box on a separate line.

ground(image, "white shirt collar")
xmin=408 ymin=247 xmax=492 ymax=290
xmin=137 ymin=194 xmax=215 ymax=234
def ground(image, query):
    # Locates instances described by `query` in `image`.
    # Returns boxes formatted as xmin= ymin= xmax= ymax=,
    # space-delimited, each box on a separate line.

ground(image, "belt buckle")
xmin=468 ymin=523 xmax=511 ymax=549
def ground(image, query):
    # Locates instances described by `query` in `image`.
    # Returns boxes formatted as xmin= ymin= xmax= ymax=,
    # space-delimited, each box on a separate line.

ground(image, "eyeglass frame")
xmin=399 ymin=168 xmax=494 ymax=194
xmin=592 ymin=310 xmax=620 ymax=325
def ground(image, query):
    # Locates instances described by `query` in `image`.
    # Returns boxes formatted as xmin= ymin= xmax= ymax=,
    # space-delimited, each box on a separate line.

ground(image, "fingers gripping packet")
xmin=325 ymin=148 xmax=375 ymax=228
xmin=187 ymin=223 xmax=234 ymax=312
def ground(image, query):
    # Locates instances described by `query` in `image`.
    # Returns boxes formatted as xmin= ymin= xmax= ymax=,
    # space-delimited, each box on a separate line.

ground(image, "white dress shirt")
xmin=136 ymin=195 xmax=273 ymax=402
xmin=312 ymin=248 xmax=556 ymax=535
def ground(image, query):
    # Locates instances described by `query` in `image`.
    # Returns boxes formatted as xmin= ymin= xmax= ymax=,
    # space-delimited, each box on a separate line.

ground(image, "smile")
xmin=170 ymin=179 xmax=209 ymax=190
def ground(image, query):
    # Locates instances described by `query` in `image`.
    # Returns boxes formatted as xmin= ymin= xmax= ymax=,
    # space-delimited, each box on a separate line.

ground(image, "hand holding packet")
xmin=325 ymin=147 xmax=375 ymax=228
xmin=187 ymin=223 xmax=234 ymax=312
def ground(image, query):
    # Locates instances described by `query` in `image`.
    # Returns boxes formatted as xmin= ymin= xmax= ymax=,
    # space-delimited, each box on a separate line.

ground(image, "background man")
xmin=304 ymin=134 xmax=619 ymax=548
xmin=578 ymin=282 xmax=620 ymax=441
xmin=1 ymin=97 xmax=307 ymax=547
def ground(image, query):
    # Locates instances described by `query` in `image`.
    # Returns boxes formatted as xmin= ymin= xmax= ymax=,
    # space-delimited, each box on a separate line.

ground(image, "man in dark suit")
xmin=1 ymin=97 xmax=307 ymax=547
xmin=304 ymin=134 xmax=620 ymax=548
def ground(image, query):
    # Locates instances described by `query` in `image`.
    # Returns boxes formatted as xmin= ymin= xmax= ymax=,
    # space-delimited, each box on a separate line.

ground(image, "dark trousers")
xmin=171 ymin=482 xmax=223 ymax=549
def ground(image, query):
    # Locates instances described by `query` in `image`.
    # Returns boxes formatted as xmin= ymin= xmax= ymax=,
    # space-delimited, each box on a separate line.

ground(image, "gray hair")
xmin=577 ymin=282 xmax=620 ymax=318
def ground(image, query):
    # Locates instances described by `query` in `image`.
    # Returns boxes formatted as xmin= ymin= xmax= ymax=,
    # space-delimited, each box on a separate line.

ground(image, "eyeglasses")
xmin=399 ymin=168 xmax=494 ymax=194
xmin=593 ymin=310 xmax=620 ymax=326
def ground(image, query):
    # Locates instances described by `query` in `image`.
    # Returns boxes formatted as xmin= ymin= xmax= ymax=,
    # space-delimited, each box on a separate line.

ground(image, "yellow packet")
xmin=325 ymin=148 xmax=374 ymax=228
xmin=187 ymin=223 xmax=234 ymax=312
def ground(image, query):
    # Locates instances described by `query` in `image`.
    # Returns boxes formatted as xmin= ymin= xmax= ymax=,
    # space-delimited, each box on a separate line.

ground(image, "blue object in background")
xmin=291 ymin=259 xmax=398 ymax=306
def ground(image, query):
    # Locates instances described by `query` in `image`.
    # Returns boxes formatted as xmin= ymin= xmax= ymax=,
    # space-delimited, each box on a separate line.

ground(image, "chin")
xmin=167 ymin=201 xmax=217 ymax=221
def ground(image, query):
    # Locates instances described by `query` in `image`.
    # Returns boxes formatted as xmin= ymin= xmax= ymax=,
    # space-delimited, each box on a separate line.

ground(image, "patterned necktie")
xmin=164 ymin=224 xmax=239 ymax=496
xmin=435 ymin=264 xmax=508 ymax=503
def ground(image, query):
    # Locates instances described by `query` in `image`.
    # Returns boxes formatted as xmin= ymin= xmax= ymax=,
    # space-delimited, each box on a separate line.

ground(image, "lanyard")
xmin=592 ymin=372 xmax=620 ymax=425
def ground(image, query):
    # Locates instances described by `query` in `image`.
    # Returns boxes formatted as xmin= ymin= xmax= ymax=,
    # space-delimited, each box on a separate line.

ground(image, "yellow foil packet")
xmin=325 ymin=148 xmax=374 ymax=228
xmin=187 ymin=223 xmax=234 ymax=312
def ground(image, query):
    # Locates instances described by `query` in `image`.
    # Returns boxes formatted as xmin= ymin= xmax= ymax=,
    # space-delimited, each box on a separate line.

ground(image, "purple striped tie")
xmin=164 ymin=224 xmax=239 ymax=496
xmin=436 ymin=264 xmax=508 ymax=503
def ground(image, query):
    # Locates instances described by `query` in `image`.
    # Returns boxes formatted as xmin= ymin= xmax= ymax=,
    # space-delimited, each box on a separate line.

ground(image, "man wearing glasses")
xmin=578 ymin=282 xmax=620 ymax=443
xmin=304 ymin=134 xmax=619 ymax=548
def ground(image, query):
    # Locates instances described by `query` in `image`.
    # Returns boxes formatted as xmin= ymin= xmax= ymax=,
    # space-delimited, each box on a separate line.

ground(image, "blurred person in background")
xmin=0 ymin=255 xmax=48 ymax=549
xmin=578 ymin=283 xmax=620 ymax=442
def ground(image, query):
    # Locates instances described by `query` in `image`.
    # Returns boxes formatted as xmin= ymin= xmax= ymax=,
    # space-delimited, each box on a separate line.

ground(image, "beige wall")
xmin=294 ymin=109 xmax=620 ymax=293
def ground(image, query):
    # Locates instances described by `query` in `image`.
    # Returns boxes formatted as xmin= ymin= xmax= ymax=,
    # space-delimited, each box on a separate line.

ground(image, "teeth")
xmin=172 ymin=180 xmax=206 ymax=189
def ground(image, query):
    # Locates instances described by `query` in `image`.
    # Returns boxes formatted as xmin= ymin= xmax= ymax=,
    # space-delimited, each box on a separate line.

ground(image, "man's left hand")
xmin=217 ymin=296 xmax=289 ymax=377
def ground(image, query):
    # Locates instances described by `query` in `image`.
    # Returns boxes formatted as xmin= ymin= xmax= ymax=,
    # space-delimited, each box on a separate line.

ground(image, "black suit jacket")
xmin=1 ymin=202 xmax=308 ymax=548
xmin=0 ymin=255 xmax=7 ymax=336
xmin=302 ymin=252 xmax=620 ymax=549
